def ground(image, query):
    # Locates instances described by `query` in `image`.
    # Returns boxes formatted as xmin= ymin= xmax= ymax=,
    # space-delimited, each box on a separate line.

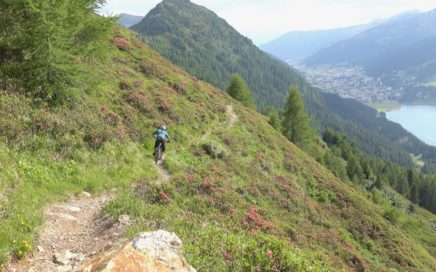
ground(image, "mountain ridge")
xmin=117 ymin=13 xmax=144 ymax=28
xmin=1 ymin=3 xmax=435 ymax=271
xmin=260 ymin=24 xmax=371 ymax=61
xmin=304 ymin=8 xmax=436 ymax=89
xmin=130 ymin=0 xmax=436 ymax=169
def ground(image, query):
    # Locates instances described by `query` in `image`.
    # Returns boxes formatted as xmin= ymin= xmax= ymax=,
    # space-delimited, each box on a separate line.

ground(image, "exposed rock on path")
xmin=5 ymin=192 xmax=131 ymax=272
xmin=80 ymin=230 xmax=196 ymax=272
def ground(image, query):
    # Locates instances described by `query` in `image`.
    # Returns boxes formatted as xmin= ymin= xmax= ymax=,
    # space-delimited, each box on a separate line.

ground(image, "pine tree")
xmin=347 ymin=155 xmax=363 ymax=181
xmin=410 ymin=183 xmax=419 ymax=204
xmin=0 ymin=0 xmax=112 ymax=103
xmin=282 ymin=85 xmax=313 ymax=147
xmin=265 ymin=108 xmax=282 ymax=131
xmin=374 ymin=175 xmax=385 ymax=189
xmin=226 ymin=74 xmax=255 ymax=109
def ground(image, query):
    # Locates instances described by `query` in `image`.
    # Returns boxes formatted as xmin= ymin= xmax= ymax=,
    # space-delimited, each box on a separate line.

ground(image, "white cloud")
xmin=100 ymin=0 xmax=436 ymax=43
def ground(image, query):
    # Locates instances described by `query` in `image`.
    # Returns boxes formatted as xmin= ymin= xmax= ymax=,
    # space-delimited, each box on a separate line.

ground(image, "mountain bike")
xmin=154 ymin=139 xmax=170 ymax=164
xmin=154 ymin=142 xmax=163 ymax=164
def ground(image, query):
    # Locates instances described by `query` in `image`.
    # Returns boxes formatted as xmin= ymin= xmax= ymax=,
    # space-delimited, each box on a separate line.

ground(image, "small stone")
xmin=75 ymin=253 xmax=85 ymax=262
xmin=158 ymin=256 xmax=169 ymax=264
xmin=28 ymin=267 xmax=36 ymax=272
xmin=118 ymin=215 xmax=131 ymax=225
xmin=56 ymin=265 xmax=73 ymax=272
xmin=81 ymin=192 xmax=91 ymax=198
xmin=58 ymin=213 xmax=78 ymax=222
xmin=54 ymin=205 xmax=81 ymax=213
xmin=37 ymin=245 xmax=44 ymax=252
xmin=64 ymin=250 xmax=77 ymax=260
xmin=53 ymin=253 xmax=70 ymax=265
xmin=66 ymin=206 xmax=81 ymax=213
xmin=170 ymin=239 xmax=182 ymax=247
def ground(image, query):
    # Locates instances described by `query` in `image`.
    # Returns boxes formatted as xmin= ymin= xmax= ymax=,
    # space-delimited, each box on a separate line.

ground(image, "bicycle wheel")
xmin=154 ymin=145 xmax=161 ymax=164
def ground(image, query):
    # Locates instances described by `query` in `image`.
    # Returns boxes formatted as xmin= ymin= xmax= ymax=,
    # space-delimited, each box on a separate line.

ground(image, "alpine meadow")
xmin=0 ymin=0 xmax=435 ymax=272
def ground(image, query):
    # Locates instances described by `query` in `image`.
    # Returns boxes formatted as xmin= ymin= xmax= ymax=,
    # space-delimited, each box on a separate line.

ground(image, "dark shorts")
xmin=154 ymin=138 xmax=166 ymax=152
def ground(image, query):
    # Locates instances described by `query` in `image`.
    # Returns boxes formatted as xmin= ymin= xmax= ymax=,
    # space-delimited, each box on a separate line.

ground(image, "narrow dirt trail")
xmin=5 ymin=105 xmax=240 ymax=271
xmin=155 ymin=159 xmax=171 ymax=185
xmin=5 ymin=192 xmax=131 ymax=272
xmin=193 ymin=104 xmax=237 ymax=146
xmin=226 ymin=105 xmax=238 ymax=129
xmin=154 ymin=104 xmax=238 ymax=186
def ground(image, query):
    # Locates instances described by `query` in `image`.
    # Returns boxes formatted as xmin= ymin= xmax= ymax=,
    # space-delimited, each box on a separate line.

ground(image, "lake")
xmin=385 ymin=105 xmax=436 ymax=147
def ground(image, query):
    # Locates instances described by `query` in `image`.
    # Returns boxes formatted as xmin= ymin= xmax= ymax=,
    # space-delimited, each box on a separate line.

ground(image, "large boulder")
xmin=80 ymin=230 xmax=196 ymax=272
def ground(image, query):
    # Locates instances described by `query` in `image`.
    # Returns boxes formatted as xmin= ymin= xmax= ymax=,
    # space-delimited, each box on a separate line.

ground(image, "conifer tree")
xmin=0 ymin=0 xmax=112 ymax=103
xmin=265 ymin=108 xmax=282 ymax=131
xmin=347 ymin=155 xmax=363 ymax=181
xmin=410 ymin=183 xmax=419 ymax=204
xmin=282 ymin=85 xmax=313 ymax=147
xmin=374 ymin=175 xmax=385 ymax=189
xmin=226 ymin=74 xmax=255 ymax=109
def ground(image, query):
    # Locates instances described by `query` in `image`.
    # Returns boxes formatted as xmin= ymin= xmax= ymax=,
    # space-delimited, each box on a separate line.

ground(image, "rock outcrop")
xmin=79 ymin=230 xmax=196 ymax=272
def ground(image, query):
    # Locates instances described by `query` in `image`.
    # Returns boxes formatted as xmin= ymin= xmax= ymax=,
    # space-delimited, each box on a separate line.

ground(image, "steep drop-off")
xmin=1 ymin=26 xmax=435 ymax=271
xmin=131 ymin=0 xmax=436 ymax=169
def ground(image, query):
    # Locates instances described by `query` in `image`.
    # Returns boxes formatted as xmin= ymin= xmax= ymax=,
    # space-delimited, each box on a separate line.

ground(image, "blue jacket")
xmin=154 ymin=129 xmax=170 ymax=140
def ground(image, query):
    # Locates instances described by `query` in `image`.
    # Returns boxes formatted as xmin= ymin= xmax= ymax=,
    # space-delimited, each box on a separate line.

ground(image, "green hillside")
xmin=130 ymin=0 xmax=436 ymax=171
xmin=131 ymin=0 xmax=310 ymax=110
xmin=1 ymin=14 xmax=435 ymax=272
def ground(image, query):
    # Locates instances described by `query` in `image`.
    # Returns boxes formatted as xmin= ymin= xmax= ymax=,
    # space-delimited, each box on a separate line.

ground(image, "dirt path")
xmin=4 ymin=192 xmax=131 ymax=272
xmin=226 ymin=105 xmax=238 ymax=129
xmin=154 ymin=104 xmax=238 ymax=185
xmin=155 ymin=159 xmax=171 ymax=184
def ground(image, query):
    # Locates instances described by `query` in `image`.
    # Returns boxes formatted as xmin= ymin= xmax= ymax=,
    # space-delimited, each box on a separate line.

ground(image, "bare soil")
xmin=4 ymin=192 xmax=130 ymax=272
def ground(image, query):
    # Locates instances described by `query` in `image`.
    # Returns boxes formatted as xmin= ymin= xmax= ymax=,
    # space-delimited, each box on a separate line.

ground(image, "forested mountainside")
xmin=322 ymin=94 xmax=436 ymax=160
xmin=131 ymin=0 xmax=304 ymax=111
xmin=304 ymin=9 xmax=436 ymax=89
xmin=130 ymin=0 xmax=436 ymax=170
xmin=1 ymin=1 xmax=435 ymax=269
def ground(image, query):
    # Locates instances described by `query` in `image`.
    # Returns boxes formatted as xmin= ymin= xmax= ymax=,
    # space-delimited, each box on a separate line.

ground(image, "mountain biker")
xmin=153 ymin=125 xmax=171 ymax=156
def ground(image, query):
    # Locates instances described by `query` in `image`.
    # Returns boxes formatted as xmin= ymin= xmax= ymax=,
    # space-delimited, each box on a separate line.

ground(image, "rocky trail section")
xmin=4 ymin=192 xmax=131 ymax=272
xmin=80 ymin=230 xmax=196 ymax=272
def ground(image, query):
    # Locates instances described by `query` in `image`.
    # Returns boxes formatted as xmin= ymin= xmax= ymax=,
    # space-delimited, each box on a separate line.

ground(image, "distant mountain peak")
xmin=117 ymin=13 xmax=144 ymax=28
xmin=163 ymin=0 xmax=191 ymax=3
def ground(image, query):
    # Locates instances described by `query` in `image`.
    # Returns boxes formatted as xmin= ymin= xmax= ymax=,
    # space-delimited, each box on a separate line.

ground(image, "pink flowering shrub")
xmin=114 ymin=36 xmax=129 ymax=51
xmin=159 ymin=191 xmax=171 ymax=204
xmin=243 ymin=208 xmax=273 ymax=233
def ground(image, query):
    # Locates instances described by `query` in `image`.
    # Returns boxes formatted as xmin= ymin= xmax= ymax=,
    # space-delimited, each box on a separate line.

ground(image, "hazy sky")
xmin=100 ymin=0 xmax=436 ymax=44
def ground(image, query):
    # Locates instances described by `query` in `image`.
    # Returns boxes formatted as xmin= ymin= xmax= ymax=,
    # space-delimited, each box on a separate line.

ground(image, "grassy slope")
xmin=129 ymin=0 xmax=436 ymax=169
xmin=0 ymin=28 xmax=435 ymax=271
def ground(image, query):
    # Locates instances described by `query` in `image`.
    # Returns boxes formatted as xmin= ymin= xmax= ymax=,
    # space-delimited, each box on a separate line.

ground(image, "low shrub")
xmin=114 ymin=36 xmax=129 ymax=51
